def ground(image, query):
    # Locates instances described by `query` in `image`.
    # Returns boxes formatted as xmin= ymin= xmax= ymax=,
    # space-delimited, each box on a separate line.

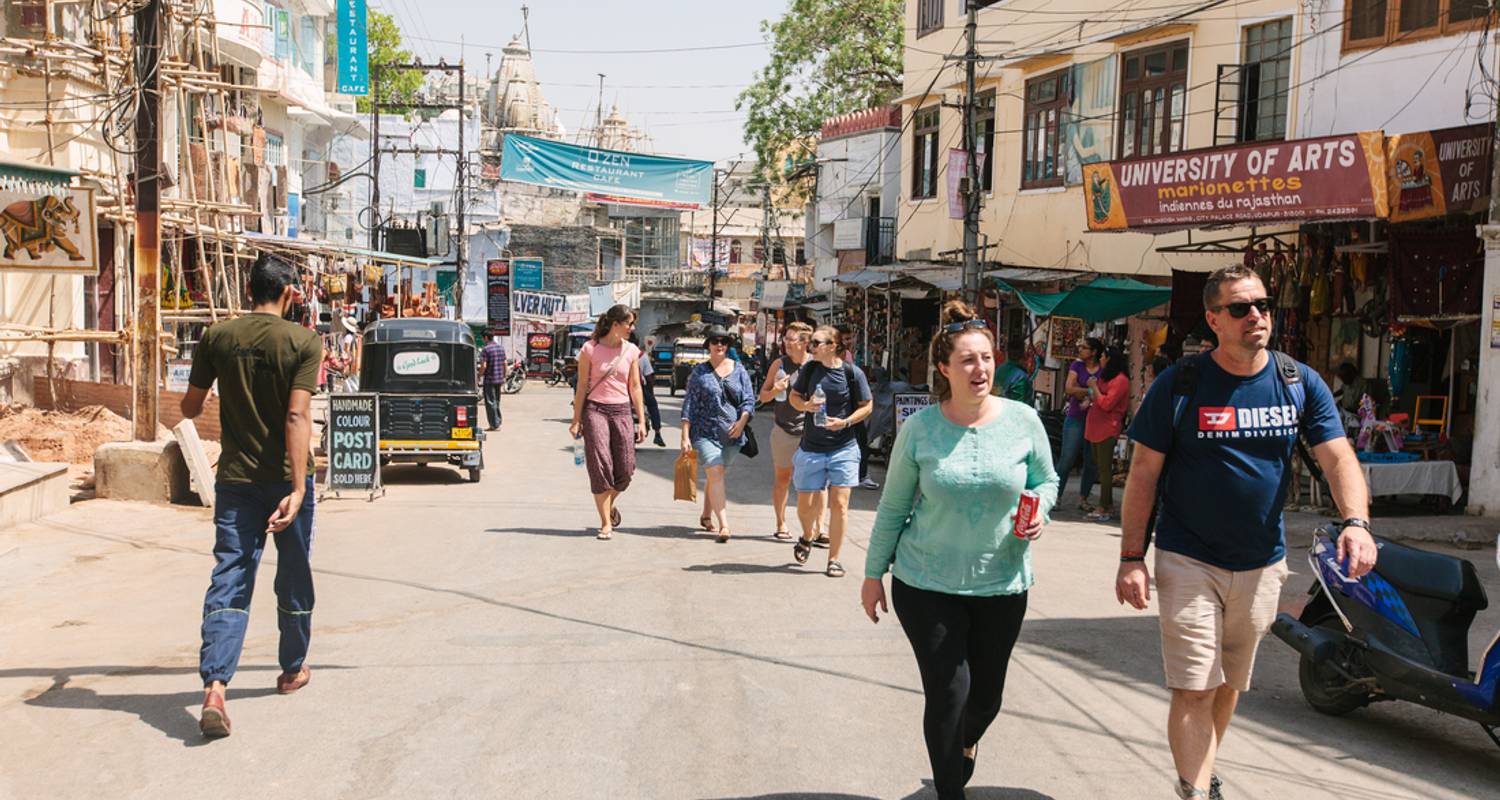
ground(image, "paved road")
xmin=1 ymin=384 xmax=1497 ymax=799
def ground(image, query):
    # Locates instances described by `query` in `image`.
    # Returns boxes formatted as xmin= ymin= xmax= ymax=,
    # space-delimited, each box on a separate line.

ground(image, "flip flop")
xmin=610 ymin=508 xmax=621 ymax=527
xmin=699 ymin=514 xmax=716 ymax=532
xmin=597 ymin=529 xmax=613 ymax=540
xmin=716 ymin=530 xmax=730 ymax=544
xmin=793 ymin=537 xmax=813 ymax=564
xmin=772 ymin=529 xmax=793 ymax=541
xmin=826 ymin=560 xmax=846 ymax=578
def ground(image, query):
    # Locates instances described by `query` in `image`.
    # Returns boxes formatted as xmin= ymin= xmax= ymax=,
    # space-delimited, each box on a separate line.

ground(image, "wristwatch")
xmin=1341 ymin=517 xmax=1371 ymax=532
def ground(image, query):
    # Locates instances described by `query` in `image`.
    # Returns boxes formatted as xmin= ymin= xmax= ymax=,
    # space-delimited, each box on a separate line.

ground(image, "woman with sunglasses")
xmin=758 ymin=321 xmax=819 ymax=542
xmin=569 ymin=304 xmax=649 ymax=540
xmin=788 ymin=325 xmax=872 ymax=577
xmin=861 ymin=301 xmax=1056 ymax=800
xmin=680 ymin=325 xmax=755 ymax=542
xmin=1084 ymin=345 xmax=1130 ymax=523
xmin=1057 ymin=337 xmax=1104 ymax=512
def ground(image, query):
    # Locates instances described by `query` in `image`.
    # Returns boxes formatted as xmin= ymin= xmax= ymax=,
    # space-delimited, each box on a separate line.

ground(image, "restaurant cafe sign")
xmin=1082 ymin=126 xmax=1494 ymax=231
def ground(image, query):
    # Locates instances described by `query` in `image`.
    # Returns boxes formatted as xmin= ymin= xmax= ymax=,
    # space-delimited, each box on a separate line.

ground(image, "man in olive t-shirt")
xmin=181 ymin=253 xmax=322 ymax=739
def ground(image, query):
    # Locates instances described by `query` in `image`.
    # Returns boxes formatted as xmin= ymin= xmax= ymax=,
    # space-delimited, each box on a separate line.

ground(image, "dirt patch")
xmin=0 ymin=405 xmax=160 ymax=464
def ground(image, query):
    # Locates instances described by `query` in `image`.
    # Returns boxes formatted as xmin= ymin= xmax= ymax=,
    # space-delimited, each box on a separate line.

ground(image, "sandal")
xmin=1086 ymin=510 xmax=1116 ymax=522
xmin=813 ymin=534 xmax=830 ymax=549
xmin=597 ymin=529 xmax=613 ymax=540
xmin=699 ymin=513 xmax=716 ymax=532
xmin=826 ymin=560 xmax=846 ymax=578
xmin=793 ymin=537 xmax=813 ymax=564
xmin=772 ymin=529 xmax=793 ymax=541
xmin=610 ymin=508 xmax=621 ymax=527
xmin=716 ymin=530 xmax=730 ymax=544
xmin=1077 ymin=500 xmax=1095 ymax=514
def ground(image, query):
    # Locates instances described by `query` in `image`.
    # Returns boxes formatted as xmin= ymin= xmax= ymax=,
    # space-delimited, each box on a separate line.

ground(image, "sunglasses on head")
xmin=943 ymin=319 xmax=987 ymax=334
xmin=1211 ymin=298 xmax=1273 ymax=319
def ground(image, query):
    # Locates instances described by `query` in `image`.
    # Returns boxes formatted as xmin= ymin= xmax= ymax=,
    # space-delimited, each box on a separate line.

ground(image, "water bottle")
xmin=812 ymin=384 xmax=828 ymax=428
xmin=573 ymin=436 xmax=585 ymax=467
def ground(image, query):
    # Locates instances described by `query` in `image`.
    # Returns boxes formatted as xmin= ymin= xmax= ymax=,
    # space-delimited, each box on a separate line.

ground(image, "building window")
xmin=912 ymin=106 xmax=940 ymax=200
xmin=1117 ymin=41 xmax=1188 ymax=160
xmin=753 ymin=242 xmax=765 ymax=263
xmin=1238 ymin=19 xmax=1291 ymax=142
xmin=917 ymin=0 xmax=944 ymax=38
xmin=976 ymin=91 xmax=996 ymax=192
xmin=10 ymin=2 xmax=46 ymax=30
xmin=265 ymin=132 xmax=285 ymax=167
xmin=1023 ymin=71 xmax=1070 ymax=188
xmin=1346 ymin=0 xmax=1490 ymax=49
xmin=619 ymin=215 xmax=681 ymax=275
xmin=795 ymin=243 xmax=805 ymax=266
xmin=730 ymin=240 xmax=743 ymax=264
xmin=299 ymin=16 xmax=319 ymax=76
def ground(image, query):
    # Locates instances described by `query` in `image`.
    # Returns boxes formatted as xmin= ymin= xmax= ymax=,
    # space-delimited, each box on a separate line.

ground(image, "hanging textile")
xmin=1387 ymin=226 xmax=1483 ymax=319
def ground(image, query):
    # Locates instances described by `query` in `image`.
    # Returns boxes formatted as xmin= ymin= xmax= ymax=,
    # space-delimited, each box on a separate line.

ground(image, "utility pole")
xmin=594 ymin=73 xmax=606 ymax=147
xmin=709 ymin=168 xmax=720 ymax=301
xmin=132 ymin=0 xmax=162 ymax=441
xmin=456 ymin=61 xmax=467 ymax=318
xmin=761 ymin=186 xmax=773 ymax=280
xmin=962 ymin=1 xmax=982 ymax=304
xmin=1469 ymin=87 xmax=1500 ymax=513
xmin=370 ymin=62 xmax=382 ymax=251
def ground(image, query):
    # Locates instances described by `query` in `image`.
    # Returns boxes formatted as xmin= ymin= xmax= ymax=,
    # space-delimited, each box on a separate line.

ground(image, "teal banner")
xmin=501 ymin=134 xmax=712 ymax=209
xmin=336 ymin=0 xmax=368 ymax=95
xmin=512 ymin=258 xmax=544 ymax=290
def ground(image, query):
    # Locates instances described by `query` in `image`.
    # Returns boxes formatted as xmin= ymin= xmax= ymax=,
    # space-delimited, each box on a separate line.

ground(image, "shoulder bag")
xmin=716 ymin=367 xmax=759 ymax=459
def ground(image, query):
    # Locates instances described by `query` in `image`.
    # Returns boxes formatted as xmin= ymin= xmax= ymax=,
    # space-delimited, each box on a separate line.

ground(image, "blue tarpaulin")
xmin=992 ymin=275 xmax=1171 ymax=322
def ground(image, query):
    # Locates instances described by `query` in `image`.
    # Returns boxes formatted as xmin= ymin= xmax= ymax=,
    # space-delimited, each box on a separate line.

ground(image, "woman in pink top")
xmin=569 ymin=304 xmax=649 ymax=539
xmin=1084 ymin=345 xmax=1130 ymax=522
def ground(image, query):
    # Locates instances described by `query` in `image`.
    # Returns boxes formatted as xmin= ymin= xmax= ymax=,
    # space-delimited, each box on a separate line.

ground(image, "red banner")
xmin=1082 ymin=132 xmax=1389 ymax=231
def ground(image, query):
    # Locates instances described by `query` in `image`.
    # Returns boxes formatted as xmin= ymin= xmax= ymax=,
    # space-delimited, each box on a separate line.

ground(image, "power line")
xmin=402 ymin=35 xmax=767 ymax=54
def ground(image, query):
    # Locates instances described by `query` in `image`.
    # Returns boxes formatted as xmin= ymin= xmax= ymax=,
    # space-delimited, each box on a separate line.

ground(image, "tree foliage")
xmin=736 ymin=0 xmax=903 ymax=189
xmin=355 ymin=10 xmax=424 ymax=114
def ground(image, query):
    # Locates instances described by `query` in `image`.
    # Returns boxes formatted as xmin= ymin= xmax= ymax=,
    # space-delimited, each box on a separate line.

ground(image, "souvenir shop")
xmin=835 ymin=267 xmax=957 ymax=381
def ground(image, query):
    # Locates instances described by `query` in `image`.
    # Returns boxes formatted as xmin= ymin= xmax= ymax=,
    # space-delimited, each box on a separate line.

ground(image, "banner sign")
xmin=0 ymin=184 xmax=97 ymax=275
xmin=501 ymin=134 xmax=713 ymax=209
xmin=486 ymin=259 xmax=510 ymax=337
xmin=336 ymin=0 xmax=369 ymax=95
xmin=589 ymin=281 xmax=642 ymax=315
xmin=947 ymin=149 xmax=968 ymax=220
xmin=325 ymin=393 xmax=380 ymax=495
xmin=559 ymin=294 xmax=591 ymax=325
xmin=1386 ymin=123 xmax=1493 ymax=223
xmin=687 ymin=238 xmax=730 ymax=270
xmin=512 ymin=257 xmax=543 ymax=290
xmin=1082 ymin=132 xmax=1388 ymax=231
xmin=527 ymin=331 xmax=554 ymax=377
xmin=585 ymin=192 xmax=701 ymax=211
xmin=513 ymin=289 xmax=568 ymax=322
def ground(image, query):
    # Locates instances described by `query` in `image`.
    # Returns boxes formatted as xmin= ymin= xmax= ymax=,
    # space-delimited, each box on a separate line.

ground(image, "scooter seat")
xmin=1373 ymin=537 xmax=1489 ymax=611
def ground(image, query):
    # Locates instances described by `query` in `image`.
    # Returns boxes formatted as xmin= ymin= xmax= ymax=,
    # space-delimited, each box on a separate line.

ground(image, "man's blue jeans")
xmin=1056 ymin=415 xmax=1098 ymax=503
xmin=199 ymin=478 xmax=316 ymax=685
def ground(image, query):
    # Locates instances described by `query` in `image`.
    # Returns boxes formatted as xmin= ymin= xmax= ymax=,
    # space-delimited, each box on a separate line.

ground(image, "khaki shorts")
xmin=771 ymin=426 xmax=801 ymax=469
xmin=1155 ymin=549 xmax=1289 ymax=692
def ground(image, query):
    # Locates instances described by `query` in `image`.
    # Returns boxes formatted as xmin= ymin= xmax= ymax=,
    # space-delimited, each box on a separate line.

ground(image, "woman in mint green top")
xmin=860 ymin=302 xmax=1058 ymax=800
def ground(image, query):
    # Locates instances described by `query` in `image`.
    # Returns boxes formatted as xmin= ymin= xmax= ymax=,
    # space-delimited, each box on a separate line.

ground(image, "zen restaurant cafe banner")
xmin=500 ymin=134 xmax=712 ymax=209
xmin=1082 ymin=132 xmax=1389 ymax=231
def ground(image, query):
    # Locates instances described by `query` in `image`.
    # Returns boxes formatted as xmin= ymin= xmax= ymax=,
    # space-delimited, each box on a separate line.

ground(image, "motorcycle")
xmin=1271 ymin=524 xmax=1500 ymax=750
xmin=546 ymin=356 xmax=578 ymax=388
xmin=501 ymin=359 xmax=526 ymax=394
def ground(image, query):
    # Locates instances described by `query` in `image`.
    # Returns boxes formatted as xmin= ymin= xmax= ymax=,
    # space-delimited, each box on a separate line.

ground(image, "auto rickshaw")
xmin=671 ymin=336 xmax=707 ymax=396
xmin=359 ymin=318 xmax=485 ymax=482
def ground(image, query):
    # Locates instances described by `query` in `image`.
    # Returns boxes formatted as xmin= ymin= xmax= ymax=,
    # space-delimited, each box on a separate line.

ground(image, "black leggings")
xmin=893 ymin=577 xmax=1028 ymax=799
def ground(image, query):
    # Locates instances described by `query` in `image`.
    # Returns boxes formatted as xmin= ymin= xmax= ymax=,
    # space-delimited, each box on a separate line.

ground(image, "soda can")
xmin=1013 ymin=490 xmax=1041 ymax=538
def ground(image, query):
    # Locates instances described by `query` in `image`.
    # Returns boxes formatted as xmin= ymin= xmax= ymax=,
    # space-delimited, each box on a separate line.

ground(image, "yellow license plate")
xmin=451 ymin=427 xmax=473 ymax=439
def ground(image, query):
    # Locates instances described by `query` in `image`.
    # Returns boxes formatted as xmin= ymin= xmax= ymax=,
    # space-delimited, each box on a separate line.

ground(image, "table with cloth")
xmin=1361 ymin=459 xmax=1464 ymax=503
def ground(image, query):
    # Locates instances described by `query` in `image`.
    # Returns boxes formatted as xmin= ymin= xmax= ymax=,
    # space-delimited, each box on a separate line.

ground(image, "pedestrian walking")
xmin=992 ymin=336 xmax=1033 ymax=404
xmin=757 ymin=321 xmax=819 ymax=542
xmin=680 ymin=325 xmax=755 ymax=542
xmin=1057 ymin=337 xmax=1103 ymax=511
xmin=569 ymin=304 xmax=649 ymax=540
xmin=180 ymin=253 xmax=323 ymax=739
xmin=788 ymin=325 xmax=872 ymax=577
xmin=861 ymin=300 xmax=1058 ymax=800
xmin=1084 ymin=345 xmax=1129 ymax=522
xmin=479 ymin=334 xmax=507 ymax=431
xmin=631 ymin=333 xmax=667 ymax=446
xmin=1118 ymin=264 xmax=1376 ymax=800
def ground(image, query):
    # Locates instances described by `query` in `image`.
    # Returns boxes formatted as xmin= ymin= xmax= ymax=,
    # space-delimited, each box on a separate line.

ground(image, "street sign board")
xmin=325 ymin=393 xmax=381 ymax=499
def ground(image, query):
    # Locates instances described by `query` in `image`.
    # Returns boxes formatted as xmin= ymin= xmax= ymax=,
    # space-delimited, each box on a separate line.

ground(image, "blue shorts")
xmin=694 ymin=436 xmax=740 ymax=469
xmin=792 ymin=441 xmax=860 ymax=493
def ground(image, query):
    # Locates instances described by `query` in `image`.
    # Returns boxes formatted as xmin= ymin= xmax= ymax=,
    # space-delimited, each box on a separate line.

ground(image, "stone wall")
xmin=506 ymin=224 xmax=602 ymax=296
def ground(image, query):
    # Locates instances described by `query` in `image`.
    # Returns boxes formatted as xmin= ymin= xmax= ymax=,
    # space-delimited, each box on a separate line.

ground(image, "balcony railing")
xmin=866 ymin=216 xmax=895 ymax=266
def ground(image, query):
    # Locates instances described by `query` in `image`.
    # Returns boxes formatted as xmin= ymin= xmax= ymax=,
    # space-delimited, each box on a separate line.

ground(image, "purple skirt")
xmin=581 ymin=401 xmax=635 ymax=495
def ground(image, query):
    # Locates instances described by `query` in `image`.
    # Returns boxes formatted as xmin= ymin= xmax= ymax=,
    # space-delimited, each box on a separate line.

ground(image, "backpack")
xmin=1146 ymin=350 xmax=1328 ymax=543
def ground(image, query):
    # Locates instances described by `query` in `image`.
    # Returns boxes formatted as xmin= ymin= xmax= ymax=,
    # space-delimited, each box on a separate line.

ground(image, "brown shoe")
xmin=276 ymin=665 xmax=311 ymax=695
xmin=200 ymin=691 xmax=231 ymax=738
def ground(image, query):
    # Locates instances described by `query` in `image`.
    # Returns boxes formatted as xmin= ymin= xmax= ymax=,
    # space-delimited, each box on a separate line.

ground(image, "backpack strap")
xmin=1271 ymin=350 xmax=1328 ymax=490
xmin=1147 ymin=354 xmax=1203 ymax=547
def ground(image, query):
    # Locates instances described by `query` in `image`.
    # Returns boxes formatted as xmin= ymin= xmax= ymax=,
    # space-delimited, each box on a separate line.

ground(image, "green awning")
xmin=992 ymin=275 xmax=1171 ymax=323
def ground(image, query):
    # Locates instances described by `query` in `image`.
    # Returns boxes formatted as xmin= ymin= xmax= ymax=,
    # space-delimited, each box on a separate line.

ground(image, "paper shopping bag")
xmin=673 ymin=450 xmax=698 ymax=502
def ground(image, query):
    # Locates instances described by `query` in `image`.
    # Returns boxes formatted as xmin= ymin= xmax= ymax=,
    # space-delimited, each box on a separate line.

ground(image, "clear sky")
xmin=369 ymin=0 xmax=789 ymax=162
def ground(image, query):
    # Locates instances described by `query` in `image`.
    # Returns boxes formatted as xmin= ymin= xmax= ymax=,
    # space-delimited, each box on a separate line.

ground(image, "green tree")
xmin=354 ymin=10 xmax=423 ymax=114
xmin=736 ymin=0 xmax=903 ymax=190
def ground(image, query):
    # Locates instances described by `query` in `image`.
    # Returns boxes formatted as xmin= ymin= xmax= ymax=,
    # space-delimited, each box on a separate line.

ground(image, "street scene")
xmin=3 ymin=0 xmax=1500 ymax=798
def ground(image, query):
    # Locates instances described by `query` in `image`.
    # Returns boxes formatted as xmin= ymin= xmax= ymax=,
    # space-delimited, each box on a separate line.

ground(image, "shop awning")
xmin=993 ymin=276 xmax=1171 ymax=323
xmin=237 ymin=231 xmax=445 ymax=268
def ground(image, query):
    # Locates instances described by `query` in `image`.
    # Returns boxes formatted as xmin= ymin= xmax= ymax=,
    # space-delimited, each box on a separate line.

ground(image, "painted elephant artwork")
xmin=0 ymin=194 xmax=85 ymax=261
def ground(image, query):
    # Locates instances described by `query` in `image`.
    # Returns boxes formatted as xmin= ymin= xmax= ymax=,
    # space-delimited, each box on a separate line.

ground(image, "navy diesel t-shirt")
xmin=1127 ymin=354 xmax=1344 ymax=571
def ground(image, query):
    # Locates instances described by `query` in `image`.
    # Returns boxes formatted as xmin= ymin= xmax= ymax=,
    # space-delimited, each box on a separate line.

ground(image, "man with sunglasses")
xmin=1116 ymin=264 xmax=1374 ymax=800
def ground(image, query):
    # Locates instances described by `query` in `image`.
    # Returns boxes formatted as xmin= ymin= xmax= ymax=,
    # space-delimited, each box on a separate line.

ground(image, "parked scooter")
xmin=1271 ymin=524 xmax=1500 ymax=750
xmin=502 ymin=359 xmax=526 ymax=394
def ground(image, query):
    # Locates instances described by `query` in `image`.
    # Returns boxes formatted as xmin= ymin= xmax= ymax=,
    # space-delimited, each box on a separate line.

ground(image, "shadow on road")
xmin=379 ymin=464 xmax=467 ymax=485
xmin=703 ymin=785 xmax=1053 ymax=800
xmin=681 ymin=562 xmax=823 ymax=576
xmin=1021 ymin=615 xmax=1500 ymax=795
